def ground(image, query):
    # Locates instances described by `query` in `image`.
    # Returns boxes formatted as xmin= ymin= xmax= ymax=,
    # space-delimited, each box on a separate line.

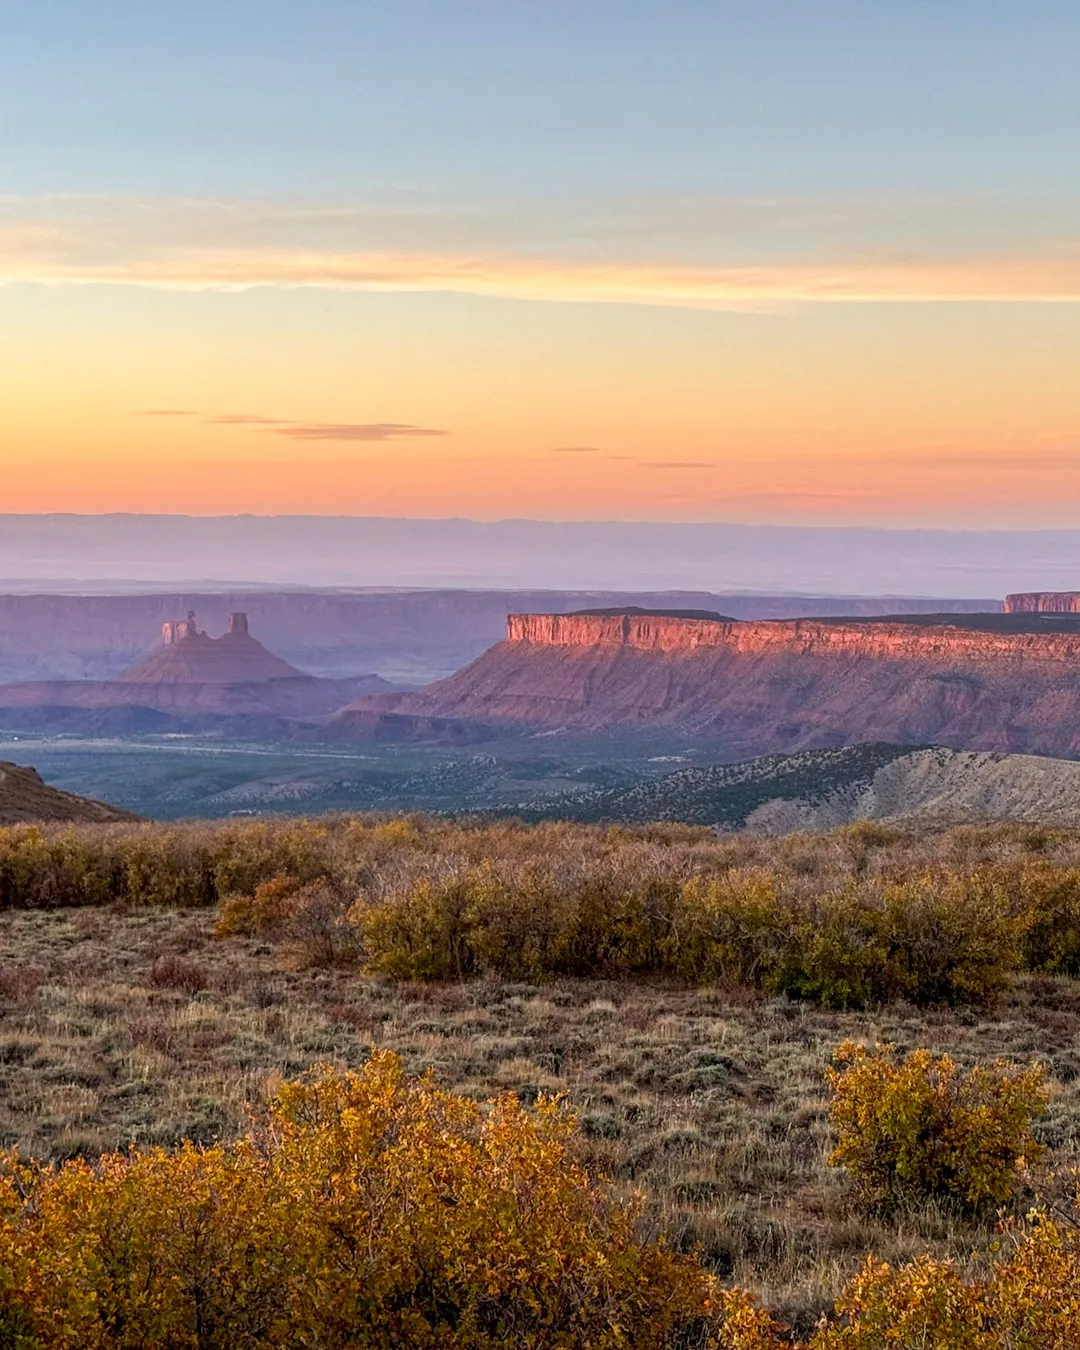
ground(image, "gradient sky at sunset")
xmin=2 ymin=2 xmax=1079 ymax=524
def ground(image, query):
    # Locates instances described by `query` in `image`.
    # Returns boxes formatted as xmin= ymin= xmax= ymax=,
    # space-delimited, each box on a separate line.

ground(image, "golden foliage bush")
xmin=213 ymin=872 xmax=302 ymax=938
xmin=349 ymin=866 xmax=1022 ymax=1008
xmin=811 ymin=1219 xmax=1080 ymax=1349
xmin=2 ymin=1048 xmax=1079 ymax=1349
xmin=0 ymin=1051 xmax=756 ymax=1350
xmin=826 ymin=1042 xmax=1048 ymax=1214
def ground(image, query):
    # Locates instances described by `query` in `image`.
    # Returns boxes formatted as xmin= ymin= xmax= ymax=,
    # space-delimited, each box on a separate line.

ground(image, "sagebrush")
xmin=6 ymin=815 xmax=1080 ymax=1005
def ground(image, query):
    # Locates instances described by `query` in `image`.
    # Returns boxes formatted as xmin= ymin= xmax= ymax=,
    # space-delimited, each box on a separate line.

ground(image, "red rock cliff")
xmin=507 ymin=612 xmax=1080 ymax=664
xmin=348 ymin=609 xmax=1080 ymax=754
xmin=1004 ymin=592 xmax=1080 ymax=614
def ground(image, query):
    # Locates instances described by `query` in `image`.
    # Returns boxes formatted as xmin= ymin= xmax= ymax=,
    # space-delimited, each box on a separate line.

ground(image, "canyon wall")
xmin=347 ymin=609 xmax=1080 ymax=757
xmin=507 ymin=612 xmax=1080 ymax=664
xmin=0 ymin=591 xmax=998 ymax=685
xmin=1005 ymin=592 xmax=1080 ymax=614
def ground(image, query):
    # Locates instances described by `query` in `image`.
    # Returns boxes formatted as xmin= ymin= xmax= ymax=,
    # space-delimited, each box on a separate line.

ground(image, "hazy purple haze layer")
xmin=0 ymin=515 xmax=1073 ymax=596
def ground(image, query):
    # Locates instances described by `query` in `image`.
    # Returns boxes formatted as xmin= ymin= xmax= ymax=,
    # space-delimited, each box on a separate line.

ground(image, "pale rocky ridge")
xmin=520 ymin=743 xmax=1080 ymax=834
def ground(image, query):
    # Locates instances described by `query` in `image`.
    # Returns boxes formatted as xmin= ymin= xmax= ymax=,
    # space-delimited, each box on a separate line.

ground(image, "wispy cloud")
xmin=206 ymin=413 xmax=288 ymax=425
xmin=269 ymin=422 xmax=447 ymax=442
xmin=552 ymin=446 xmax=600 ymax=453
xmin=640 ymin=460 xmax=719 ymax=470
xmin=133 ymin=408 xmax=199 ymax=416
xmin=28 ymin=248 xmax=1080 ymax=307
xmin=3 ymin=194 xmax=1080 ymax=309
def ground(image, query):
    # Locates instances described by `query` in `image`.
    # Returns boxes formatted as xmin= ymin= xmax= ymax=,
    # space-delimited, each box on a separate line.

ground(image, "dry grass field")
xmin=4 ymin=897 xmax=1080 ymax=1333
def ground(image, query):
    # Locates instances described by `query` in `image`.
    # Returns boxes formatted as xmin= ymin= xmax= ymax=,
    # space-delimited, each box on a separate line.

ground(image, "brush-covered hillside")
xmin=520 ymin=742 xmax=1080 ymax=831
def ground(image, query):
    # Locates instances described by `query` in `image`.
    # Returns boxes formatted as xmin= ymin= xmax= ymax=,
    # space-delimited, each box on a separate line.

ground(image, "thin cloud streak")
xmin=640 ymin=461 xmax=719 ymax=470
xmin=33 ymin=248 xmax=1080 ymax=307
xmin=206 ymin=413 xmax=288 ymax=425
xmin=133 ymin=408 xmax=199 ymax=416
xmin=5 ymin=193 xmax=1080 ymax=309
xmin=6 ymin=234 xmax=1080 ymax=309
xmin=269 ymin=422 xmax=447 ymax=442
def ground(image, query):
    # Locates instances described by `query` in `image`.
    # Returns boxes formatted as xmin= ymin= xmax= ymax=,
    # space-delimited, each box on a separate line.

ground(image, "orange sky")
xmin=4 ymin=8 xmax=1080 ymax=525
xmin=2 ymin=271 xmax=1079 ymax=523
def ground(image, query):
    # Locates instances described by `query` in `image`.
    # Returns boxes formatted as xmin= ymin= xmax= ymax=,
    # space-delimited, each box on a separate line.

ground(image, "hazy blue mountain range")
xmin=2 ymin=513 xmax=1078 ymax=594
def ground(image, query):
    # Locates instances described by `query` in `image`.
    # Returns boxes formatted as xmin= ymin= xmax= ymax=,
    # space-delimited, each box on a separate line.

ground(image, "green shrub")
xmin=825 ymin=1041 xmax=1048 ymax=1213
xmin=1014 ymin=865 xmax=1080 ymax=975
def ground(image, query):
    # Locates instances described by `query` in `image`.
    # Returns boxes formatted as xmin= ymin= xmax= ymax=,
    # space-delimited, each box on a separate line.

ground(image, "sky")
xmin=1 ymin=1 xmax=1079 ymax=525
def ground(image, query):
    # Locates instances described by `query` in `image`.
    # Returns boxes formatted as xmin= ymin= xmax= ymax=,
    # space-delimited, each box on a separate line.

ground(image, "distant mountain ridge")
xmin=520 ymin=744 xmax=1080 ymax=833
xmin=2 ymin=513 xmax=1080 ymax=593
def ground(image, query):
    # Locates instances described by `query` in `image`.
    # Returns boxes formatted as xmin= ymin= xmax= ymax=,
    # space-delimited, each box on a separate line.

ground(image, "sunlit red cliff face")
xmin=1005 ymin=591 xmax=1080 ymax=614
xmin=346 ymin=611 xmax=1080 ymax=757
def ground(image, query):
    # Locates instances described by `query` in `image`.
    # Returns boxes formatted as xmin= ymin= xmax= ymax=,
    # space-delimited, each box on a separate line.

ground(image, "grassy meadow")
xmin=4 ymin=814 xmax=1080 ymax=1342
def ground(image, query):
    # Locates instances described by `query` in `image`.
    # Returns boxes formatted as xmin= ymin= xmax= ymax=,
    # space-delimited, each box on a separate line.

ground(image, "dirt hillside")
xmin=0 ymin=762 xmax=137 ymax=824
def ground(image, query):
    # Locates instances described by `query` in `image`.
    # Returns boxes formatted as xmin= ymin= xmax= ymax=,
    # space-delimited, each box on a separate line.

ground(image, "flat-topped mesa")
xmin=362 ymin=605 xmax=1080 ymax=753
xmin=506 ymin=611 xmax=1080 ymax=663
xmin=1005 ymin=592 xmax=1080 ymax=614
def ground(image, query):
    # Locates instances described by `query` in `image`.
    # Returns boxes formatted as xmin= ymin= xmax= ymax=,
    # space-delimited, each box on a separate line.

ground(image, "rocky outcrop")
xmin=0 ymin=762 xmax=137 ymax=824
xmin=0 ymin=613 xmax=395 ymax=732
xmin=1005 ymin=592 xmax=1080 ymax=614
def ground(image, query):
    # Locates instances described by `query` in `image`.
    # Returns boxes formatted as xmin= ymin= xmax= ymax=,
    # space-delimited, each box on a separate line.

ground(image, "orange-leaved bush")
xmin=812 ymin=1215 xmax=1080 ymax=1349
xmin=0 ymin=1050 xmax=766 ymax=1350
xmin=825 ymin=1041 xmax=1048 ymax=1213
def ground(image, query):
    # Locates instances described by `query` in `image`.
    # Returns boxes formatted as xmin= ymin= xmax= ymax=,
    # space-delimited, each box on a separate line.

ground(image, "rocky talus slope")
xmin=345 ymin=610 xmax=1080 ymax=756
xmin=0 ymin=762 xmax=137 ymax=824
xmin=521 ymin=743 xmax=1080 ymax=833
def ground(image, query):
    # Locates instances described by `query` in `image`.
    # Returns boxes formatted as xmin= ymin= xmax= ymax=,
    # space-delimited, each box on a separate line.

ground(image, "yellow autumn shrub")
xmin=0 ymin=1051 xmax=762 ymax=1350
xmin=826 ymin=1041 xmax=1048 ymax=1213
xmin=213 ymin=872 xmax=302 ymax=937
xmin=811 ymin=1215 xmax=1080 ymax=1349
xmin=2 ymin=1048 xmax=1079 ymax=1348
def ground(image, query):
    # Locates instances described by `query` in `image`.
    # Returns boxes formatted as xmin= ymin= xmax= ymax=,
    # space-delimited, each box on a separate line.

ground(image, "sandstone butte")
xmin=0 ymin=613 xmax=387 ymax=721
xmin=340 ymin=605 xmax=1080 ymax=757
